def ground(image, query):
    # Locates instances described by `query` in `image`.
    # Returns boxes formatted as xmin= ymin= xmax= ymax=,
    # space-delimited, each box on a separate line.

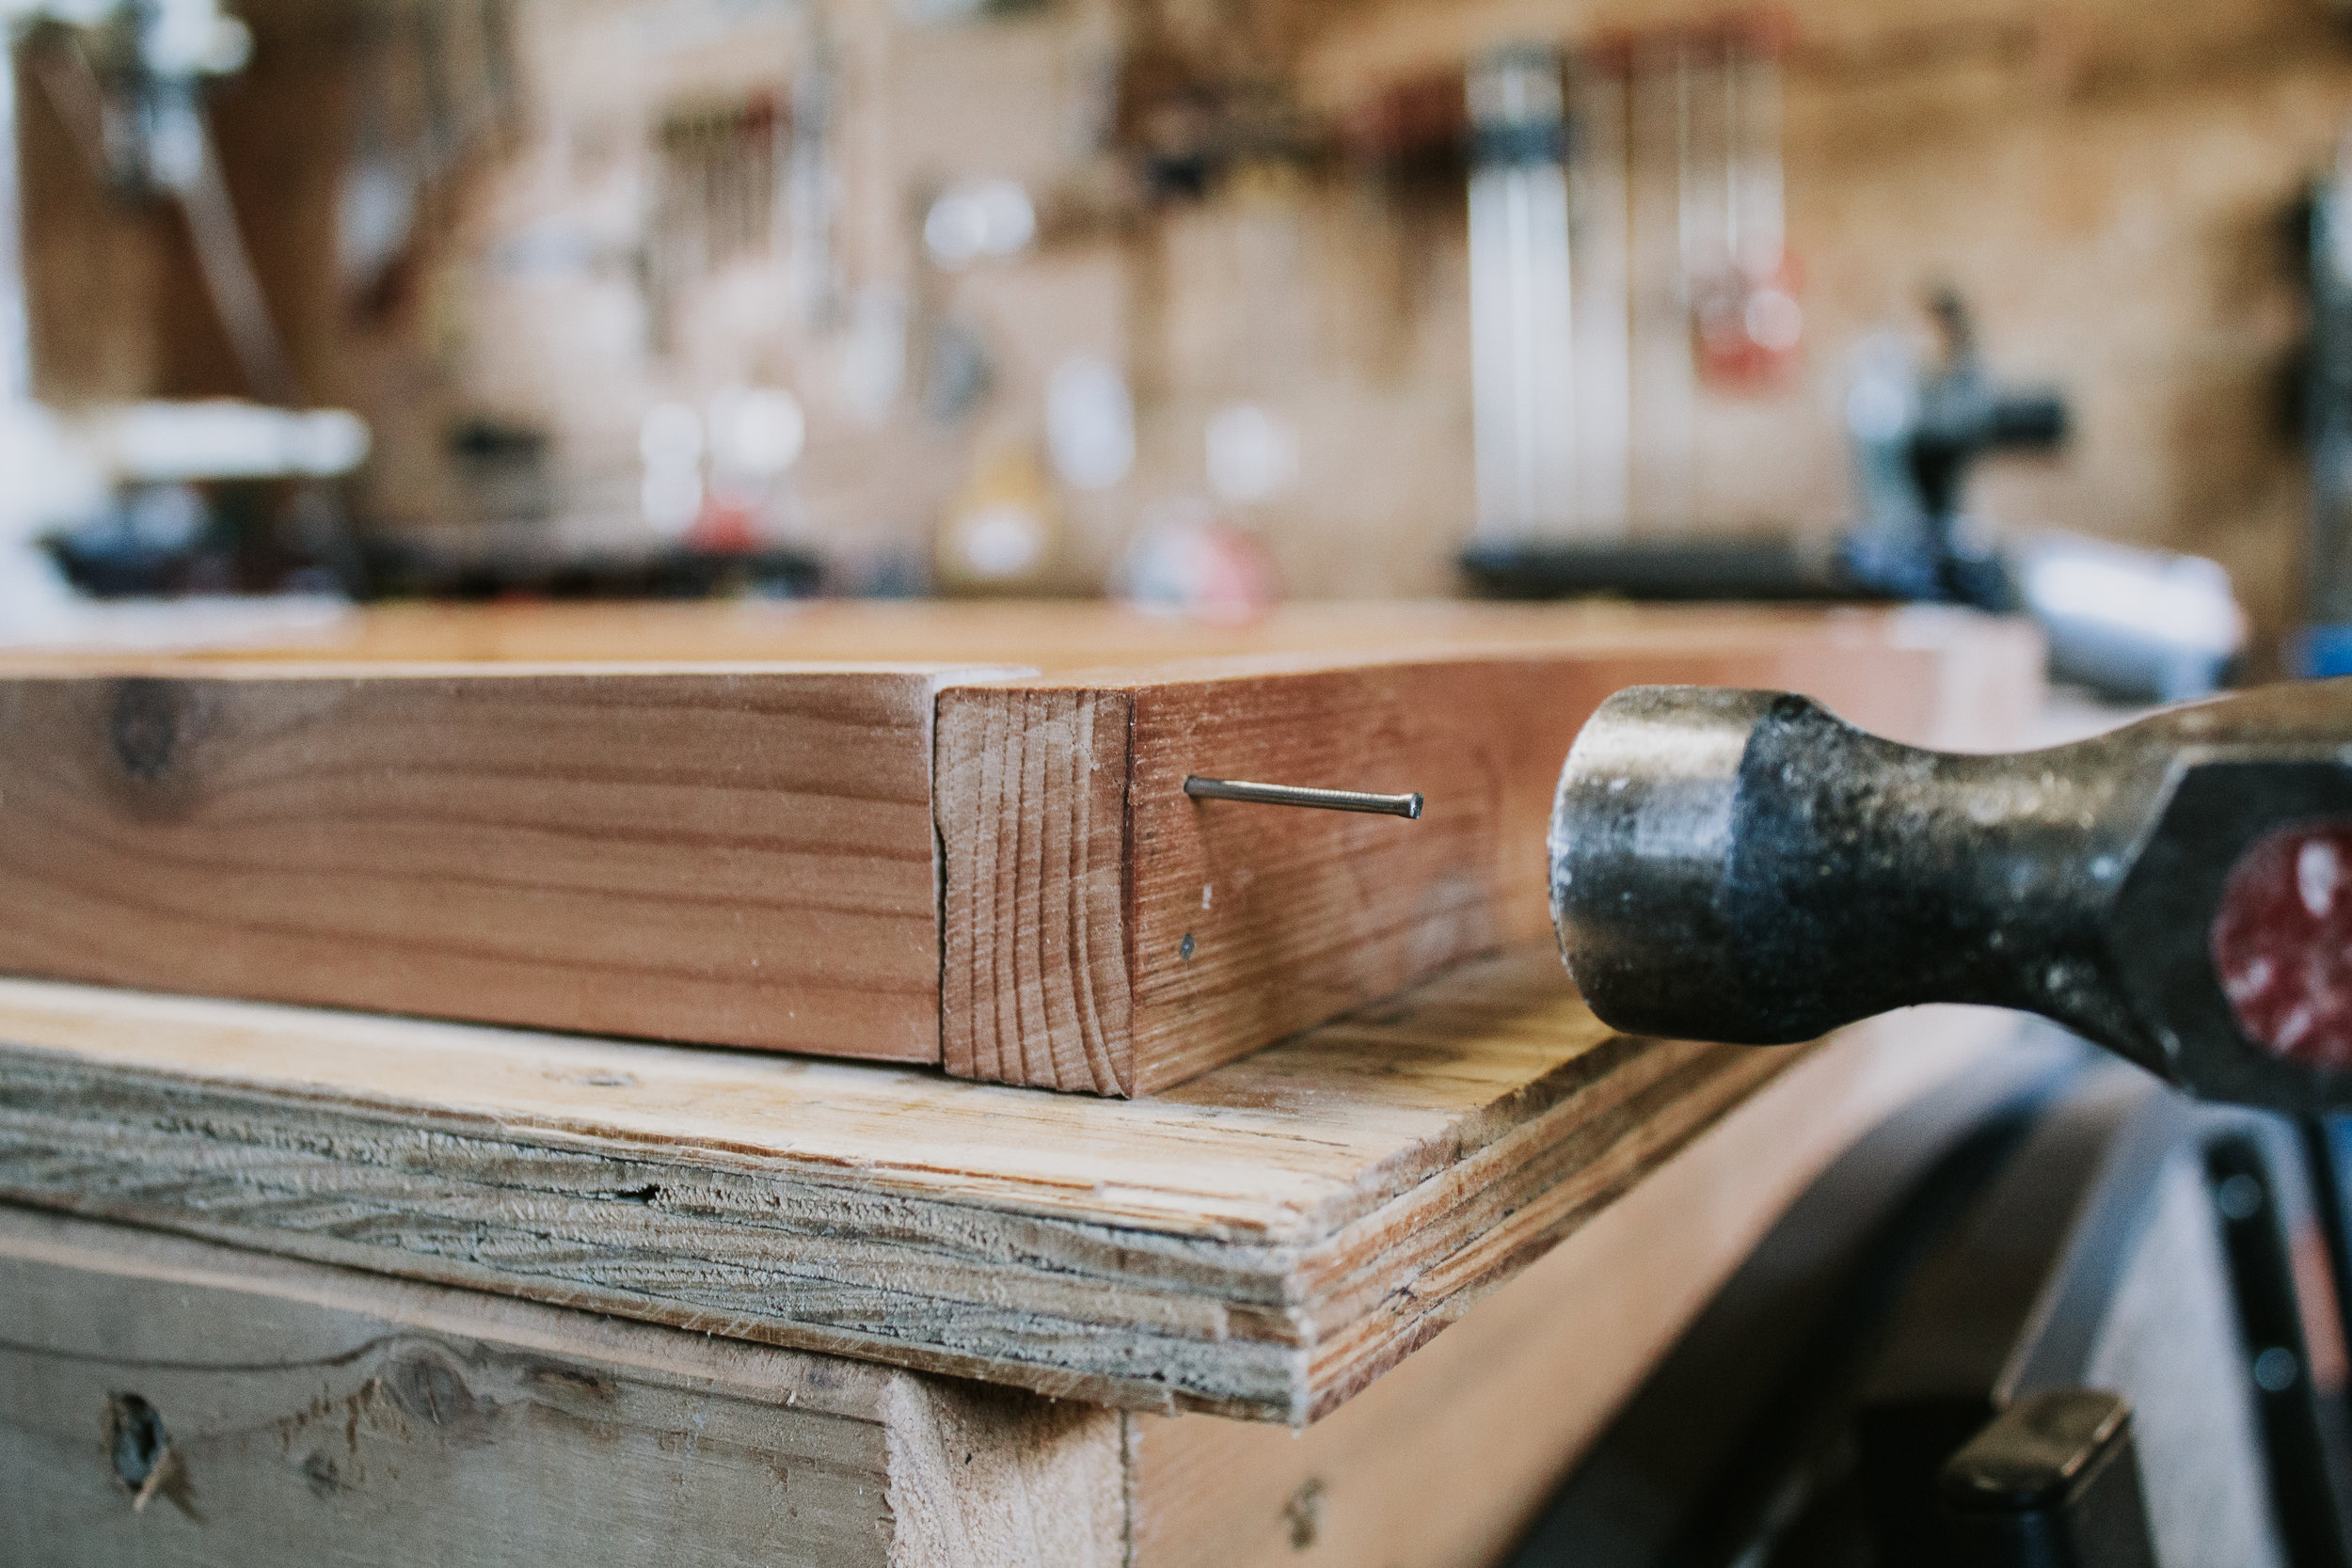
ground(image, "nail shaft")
xmin=1183 ymin=776 xmax=1424 ymax=819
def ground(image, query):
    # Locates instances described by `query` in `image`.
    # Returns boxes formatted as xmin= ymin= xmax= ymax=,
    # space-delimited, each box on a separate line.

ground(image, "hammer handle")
xmin=1549 ymin=688 xmax=2162 ymax=1061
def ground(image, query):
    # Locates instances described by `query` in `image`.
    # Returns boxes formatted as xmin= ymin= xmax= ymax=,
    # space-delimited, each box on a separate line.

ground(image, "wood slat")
xmin=0 ymin=664 xmax=993 ymax=1061
xmin=0 ymin=604 xmax=2043 ymax=1090
xmin=0 ymin=1206 xmax=1121 ymax=1568
xmin=0 ymin=945 xmax=2011 ymax=1421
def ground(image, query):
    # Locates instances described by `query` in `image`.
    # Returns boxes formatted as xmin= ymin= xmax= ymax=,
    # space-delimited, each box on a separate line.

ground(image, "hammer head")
xmin=1549 ymin=680 xmax=2352 ymax=1113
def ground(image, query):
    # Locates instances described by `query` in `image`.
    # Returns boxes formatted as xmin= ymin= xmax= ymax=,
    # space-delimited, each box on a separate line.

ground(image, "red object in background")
xmin=688 ymin=496 xmax=761 ymax=554
xmin=1692 ymin=251 xmax=1806 ymax=392
xmin=2212 ymin=820 xmax=2352 ymax=1069
xmin=1119 ymin=508 xmax=1282 ymax=626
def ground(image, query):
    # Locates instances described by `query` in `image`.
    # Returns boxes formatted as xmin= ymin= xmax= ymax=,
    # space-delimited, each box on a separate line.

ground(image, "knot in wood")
xmin=109 ymin=680 xmax=185 ymax=783
xmin=386 ymin=1345 xmax=484 ymax=1433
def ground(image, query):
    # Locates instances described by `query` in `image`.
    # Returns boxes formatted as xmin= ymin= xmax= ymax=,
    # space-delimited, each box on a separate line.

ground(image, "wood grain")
xmin=0 ymin=945 xmax=2016 ymax=1422
xmin=80 ymin=596 xmax=1994 ymax=672
xmin=0 ymin=606 xmax=2041 ymax=1089
xmin=0 ymin=664 xmax=990 ymax=1062
xmin=0 ymin=1205 xmax=1122 ymax=1568
xmin=935 ymin=686 xmax=1136 ymax=1094
xmin=939 ymin=617 xmax=2028 ymax=1093
xmin=1125 ymin=1005 xmax=2008 ymax=1565
xmin=0 ymin=1002 xmax=2005 ymax=1567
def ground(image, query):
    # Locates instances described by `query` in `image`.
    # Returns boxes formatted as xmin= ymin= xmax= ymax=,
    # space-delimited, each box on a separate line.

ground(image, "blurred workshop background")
xmin=7 ymin=0 xmax=2352 ymax=690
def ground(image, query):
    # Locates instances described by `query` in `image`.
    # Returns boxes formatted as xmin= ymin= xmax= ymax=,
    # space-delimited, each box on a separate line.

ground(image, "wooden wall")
xmin=17 ymin=0 xmax=2352 ymax=649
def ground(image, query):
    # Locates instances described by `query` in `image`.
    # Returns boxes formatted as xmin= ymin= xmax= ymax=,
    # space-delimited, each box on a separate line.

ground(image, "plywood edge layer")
xmin=937 ymin=683 xmax=1136 ymax=1094
xmin=0 ymin=1043 xmax=1306 ymax=1415
xmin=0 ymin=954 xmax=2023 ymax=1421
xmin=1294 ymin=1039 xmax=1795 ymax=1421
xmin=1120 ymin=1010 xmax=2019 ymax=1568
xmin=0 ymin=1017 xmax=1811 ymax=1420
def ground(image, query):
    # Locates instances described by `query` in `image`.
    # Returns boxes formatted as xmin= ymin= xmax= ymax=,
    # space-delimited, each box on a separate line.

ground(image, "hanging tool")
xmin=2303 ymin=131 xmax=2352 ymax=677
xmin=1841 ymin=290 xmax=2064 ymax=605
xmin=15 ymin=0 xmax=294 ymax=403
xmin=1549 ymin=679 xmax=2352 ymax=1112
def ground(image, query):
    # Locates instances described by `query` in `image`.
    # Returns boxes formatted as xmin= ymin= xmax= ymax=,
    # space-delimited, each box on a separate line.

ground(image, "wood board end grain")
xmin=937 ymin=685 xmax=1136 ymax=1094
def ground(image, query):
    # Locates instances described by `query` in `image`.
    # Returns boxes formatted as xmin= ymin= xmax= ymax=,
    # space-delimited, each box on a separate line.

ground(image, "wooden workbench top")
xmin=18 ymin=595 xmax=2026 ymax=671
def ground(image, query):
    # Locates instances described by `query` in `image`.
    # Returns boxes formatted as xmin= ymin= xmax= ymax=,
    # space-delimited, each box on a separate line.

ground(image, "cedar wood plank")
xmin=0 ymin=610 xmax=2038 ymax=1090
xmin=0 ymin=664 xmax=994 ymax=1061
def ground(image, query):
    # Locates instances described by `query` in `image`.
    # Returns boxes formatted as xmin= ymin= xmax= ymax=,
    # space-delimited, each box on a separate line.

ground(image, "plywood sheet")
xmin=0 ymin=946 xmax=2012 ymax=1421
xmin=0 ymin=995 xmax=2003 ymax=1564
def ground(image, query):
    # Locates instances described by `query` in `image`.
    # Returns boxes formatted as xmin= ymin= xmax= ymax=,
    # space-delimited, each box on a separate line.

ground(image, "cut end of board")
xmin=937 ymin=685 xmax=1137 ymax=1095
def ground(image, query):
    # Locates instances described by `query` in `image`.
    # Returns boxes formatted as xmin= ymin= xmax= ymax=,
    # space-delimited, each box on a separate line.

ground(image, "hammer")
xmin=1549 ymin=678 xmax=2352 ymax=1112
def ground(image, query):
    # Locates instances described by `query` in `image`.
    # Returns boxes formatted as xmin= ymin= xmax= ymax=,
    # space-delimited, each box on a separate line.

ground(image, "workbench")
xmin=0 ymin=602 xmax=2044 ymax=1565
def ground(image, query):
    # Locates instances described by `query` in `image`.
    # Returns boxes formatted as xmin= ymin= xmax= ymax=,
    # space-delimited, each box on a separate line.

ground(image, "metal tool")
xmin=1549 ymin=679 xmax=2352 ymax=1111
xmin=1184 ymin=775 xmax=1424 ymax=819
xmin=1465 ymin=291 xmax=2247 ymax=704
xmin=1840 ymin=290 xmax=2065 ymax=606
xmin=2305 ymin=135 xmax=2352 ymax=678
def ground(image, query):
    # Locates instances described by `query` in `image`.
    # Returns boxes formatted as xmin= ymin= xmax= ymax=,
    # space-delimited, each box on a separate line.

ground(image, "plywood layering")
xmin=0 ymin=604 xmax=2043 ymax=1091
xmin=0 ymin=946 xmax=2003 ymax=1421
xmin=1121 ymin=1007 xmax=2014 ymax=1566
xmin=0 ymin=1009 xmax=2005 ymax=1566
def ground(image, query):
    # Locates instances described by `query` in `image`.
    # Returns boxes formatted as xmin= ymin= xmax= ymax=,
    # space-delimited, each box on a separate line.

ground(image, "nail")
xmin=1183 ymin=776 xmax=1423 ymax=820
